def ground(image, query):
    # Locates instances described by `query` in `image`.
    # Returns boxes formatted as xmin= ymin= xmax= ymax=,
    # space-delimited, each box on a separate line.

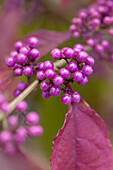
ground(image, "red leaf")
xmin=0 ymin=149 xmax=42 ymax=170
xmin=51 ymin=100 xmax=113 ymax=170
xmin=22 ymin=29 xmax=71 ymax=58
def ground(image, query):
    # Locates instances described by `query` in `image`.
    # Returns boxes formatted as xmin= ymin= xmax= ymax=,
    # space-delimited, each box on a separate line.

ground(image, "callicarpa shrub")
xmin=0 ymin=0 xmax=113 ymax=170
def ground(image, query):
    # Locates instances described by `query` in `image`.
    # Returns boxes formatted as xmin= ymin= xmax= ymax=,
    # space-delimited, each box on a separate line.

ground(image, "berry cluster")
xmin=70 ymin=0 xmax=113 ymax=62
xmin=37 ymin=44 xmax=94 ymax=105
xmin=13 ymin=81 xmax=27 ymax=97
xmin=6 ymin=37 xmax=39 ymax=77
xmin=0 ymin=98 xmax=43 ymax=154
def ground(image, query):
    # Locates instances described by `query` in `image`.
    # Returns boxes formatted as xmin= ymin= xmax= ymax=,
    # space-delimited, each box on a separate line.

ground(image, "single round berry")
xmin=67 ymin=62 xmax=77 ymax=72
xmin=86 ymin=38 xmax=96 ymax=47
xmin=16 ymin=101 xmax=28 ymax=112
xmin=14 ymin=68 xmax=22 ymax=76
xmin=61 ymin=94 xmax=72 ymax=105
xmin=16 ymin=81 xmax=27 ymax=91
xmin=82 ymin=65 xmax=93 ymax=76
xmin=103 ymin=16 xmax=111 ymax=25
xmin=13 ymin=63 xmax=20 ymax=70
xmin=13 ymin=89 xmax=21 ymax=97
xmin=28 ymin=125 xmax=43 ymax=137
xmin=16 ymin=53 xmax=27 ymax=65
xmin=15 ymin=126 xmax=27 ymax=144
xmin=108 ymin=29 xmax=113 ymax=36
xmin=69 ymin=25 xmax=77 ymax=32
xmin=14 ymin=41 xmax=23 ymax=51
xmin=19 ymin=46 xmax=30 ymax=56
xmin=49 ymin=86 xmax=61 ymax=96
xmin=0 ymin=130 xmax=12 ymax=143
xmin=37 ymin=62 xmax=45 ymax=70
xmin=23 ymin=66 xmax=33 ymax=77
xmin=101 ymin=40 xmax=110 ymax=48
xmin=51 ymin=48 xmax=62 ymax=60
xmin=61 ymin=47 xmax=68 ymax=53
xmin=79 ymin=76 xmax=88 ymax=85
xmin=72 ymin=92 xmax=81 ymax=103
xmin=44 ymin=61 xmax=54 ymax=70
xmin=6 ymin=57 xmax=16 ymax=67
xmin=28 ymin=37 xmax=39 ymax=48
xmin=42 ymin=91 xmax=51 ymax=99
xmin=30 ymin=48 xmax=39 ymax=59
xmin=53 ymin=76 xmax=64 ymax=86
xmin=73 ymin=44 xmax=84 ymax=51
xmin=45 ymin=69 xmax=56 ymax=80
xmin=77 ymin=51 xmax=88 ymax=63
xmin=40 ymin=81 xmax=49 ymax=91
xmin=73 ymin=31 xmax=80 ymax=38
xmin=85 ymin=56 xmax=95 ymax=66
xmin=8 ymin=115 xmax=18 ymax=127
xmin=95 ymin=44 xmax=104 ymax=53
xmin=10 ymin=50 xmax=18 ymax=58
xmin=73 ymin=47 xmax=82 ymax=54
xmin=37 ymin=70 xmax=45 ymax=80
xmin=71 ymin=17 xmax=82 ymax=25
xmin=72 ymin=71 xmax=83 ymax=82
xmin=64 ymin=48 xmax=75 ymax=59
xmin=59 ymin=68 xmax=70 ymax=79
xmin=0 ymin=102 xmax=9 ymax=113
xmin=26 ymin=112 xmax=39 ymax=125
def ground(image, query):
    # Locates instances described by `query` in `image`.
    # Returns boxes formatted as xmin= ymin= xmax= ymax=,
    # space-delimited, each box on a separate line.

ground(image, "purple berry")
xmin=16 ymin=81 xmax=27 ymax=91
xmin=16 ymin=53 xmax=27 ymax=65
xmin=26 ymin=112 xmax=39 ymax=125
xmin=72 ymin=71 xmax=83 ymax=82
xmin=28 ymin=125 xmax=43 ymax=137
xmin=69 ymin=25 xmax=77 ymax=32
xmin=0 ymin=130 xmax=12 ymax=143
xmin=40 ymin=81 xmax=49 ymax=91
xmin=14 ymin=68 xmax=22 ymax=76
xmin=10 ymin=50 xmax=18 ymax=58
xmin=42 ymin=91 xmax=51 ymax=99
xmin=77 ymin=51 xmax=88 ymax=63
xmin=23 ymin=66 xmax=33 ymax=77
xmin=30 ymin=48 xmax=40 ymax=59
xmin=103 ymin=16 xmax=111 ymax=25
xmin=79 ymin=76 xmax=88 ymax=85
xmin=108 ymin=29 xmax=113 ymax=36
xmin=16 ymin=101 xmax=28 ymax=112
xmin=59 ymin=68 xmax=70 ymax=79
xmin=61 ymin=47 xmax=68 ymax=53
xmin=67 ymin=62 xmax=77 ymax=72
xmin=73 ymin=31 xmax=80 ymax=38
xmin=51 ymin=48 xmax=62 ymax=60
xmin=101 ymin=40 xmax=110 ymax=48
xmin=86 ymin=38 xmax=96 ymax=47
xmin=53 ymin=75 xmax=64 ymax=86
xmin=0 ymin=102 xmax=9 ymax=113
xmin=73 ymin=44 xmax=84 ymax=51
xmin=64 ymin=48 xmax=75 ymax=59
xmin=14 ymin=41 xmax=23 ymax=51
xmin=15 ymin=126 xmax=27 ymax=144
xmin=71 ymin=17 xmax=82 ymax=25
xmin=37 ymin=70 xmax=45 ymax=80
xmin=72 ymin=92 xmax=81 ymax=103
xmin=37 ymin=62 xmax=45 ymax=70
xmin=44 ymin=61 xmax=54 ymax=70
xmin=19 ymin=46 xmax=30 ymax=56
xmin=13 ymin=89 xmax=21 ymax=97
xmin=49 ymin=86 xmax=61 ymax=96
xmin=28 ymin=37 xmax=39 ymax=48
xmin=45 ymin=69 xmax=56 ymax=80
xmin=85 ymin=56 xmax=95 ymax=66
xmin=8 ymin=115 xmax=18 ymax=127
xmin=61 ymin=94 xmax=72 ymax=105
xmin=82 ymin=65 xmax=93 ymax=76
xmin=6 ymin=57 xmax=16 ymax=67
